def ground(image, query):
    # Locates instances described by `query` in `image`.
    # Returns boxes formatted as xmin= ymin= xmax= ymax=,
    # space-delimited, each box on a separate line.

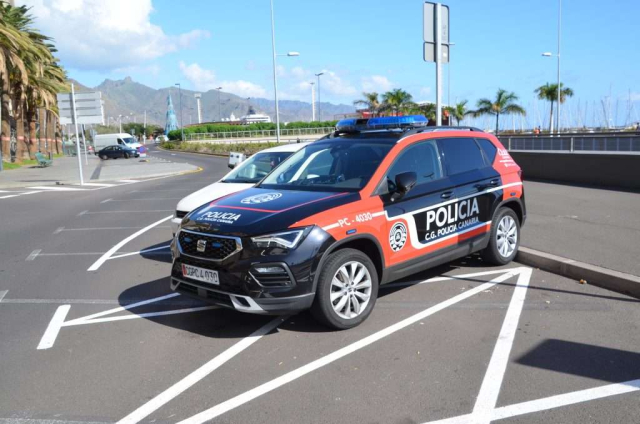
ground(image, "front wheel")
xmin=99 ymin=154 xmax=108 ymax=160
xmin=311 ymin=248 xmax=378 ymax=330
xmin=481 ymin=207 xmax=520 ymax=265
xmin=124 ymin=153 xmax=130 ymax=159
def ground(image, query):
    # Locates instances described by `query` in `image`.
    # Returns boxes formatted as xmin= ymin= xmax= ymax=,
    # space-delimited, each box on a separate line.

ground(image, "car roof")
xmin=259 ymin=141 xmax=311 ymax=153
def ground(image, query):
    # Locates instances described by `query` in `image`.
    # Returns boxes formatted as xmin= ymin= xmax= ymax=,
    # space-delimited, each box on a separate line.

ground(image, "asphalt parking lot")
xmin=1 ymin=148 xmax=639 ymax=424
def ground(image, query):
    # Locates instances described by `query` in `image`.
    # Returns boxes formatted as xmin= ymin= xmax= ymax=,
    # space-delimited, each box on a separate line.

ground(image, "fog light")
xmin=254 ymin=266 xmax=286 ymax=274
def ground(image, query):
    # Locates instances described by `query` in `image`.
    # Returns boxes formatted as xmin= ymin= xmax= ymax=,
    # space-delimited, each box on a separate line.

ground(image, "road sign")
xmin=423 ymin=2 xmax=449 ymax=46
xmin=57 ymin=91 xmax=104 ymax=125
xmin=423 ymin=42 xmax=449 ymax=63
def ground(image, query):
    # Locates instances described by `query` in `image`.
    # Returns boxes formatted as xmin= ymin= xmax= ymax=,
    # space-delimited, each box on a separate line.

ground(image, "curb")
xmin=516 ymin=246 xmax=640 ymax=299
xmin=156 ymin=146 xmax=229 ymax=158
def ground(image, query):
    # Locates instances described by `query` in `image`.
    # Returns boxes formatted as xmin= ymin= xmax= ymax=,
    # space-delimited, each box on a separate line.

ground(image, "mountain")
xmin=73 ymin=77 xmax=355 ymax=126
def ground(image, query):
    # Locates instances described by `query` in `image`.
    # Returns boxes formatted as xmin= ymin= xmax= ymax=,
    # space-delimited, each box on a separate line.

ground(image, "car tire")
xmin=99 ymin=154 xmax=107 ymax=160
xmin=481 ymin=207 xmax=520 ymax=266
xmin=124 ymin=153 xmax=130 ymax=159
xmin=311 ymin=248 xmax=378 ymax=330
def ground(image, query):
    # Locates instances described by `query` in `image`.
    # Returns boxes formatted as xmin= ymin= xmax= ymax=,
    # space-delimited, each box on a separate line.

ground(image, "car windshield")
xmin=122 ymin=137 xmax=137 ymax=144
xmin=222 ymin=151 xmax=293 ymax=184
xmin=259 ymin=140 xmax=393 ymax=192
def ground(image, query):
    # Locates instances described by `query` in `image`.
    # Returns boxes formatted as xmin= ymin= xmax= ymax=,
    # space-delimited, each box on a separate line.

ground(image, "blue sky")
xmin=22 ymin=0 xmax=640 ymax=128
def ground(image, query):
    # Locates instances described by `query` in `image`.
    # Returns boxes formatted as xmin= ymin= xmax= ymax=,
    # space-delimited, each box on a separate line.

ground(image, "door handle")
xmin=475 ymin=179 xmax=500 ymax=191
xmin=441 ymin=191 xmax=454 ymax=199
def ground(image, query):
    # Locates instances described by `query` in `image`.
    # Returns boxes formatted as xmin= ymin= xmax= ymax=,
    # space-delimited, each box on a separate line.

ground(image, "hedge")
xmin=167 ymin=120 xmax=338 ymax=141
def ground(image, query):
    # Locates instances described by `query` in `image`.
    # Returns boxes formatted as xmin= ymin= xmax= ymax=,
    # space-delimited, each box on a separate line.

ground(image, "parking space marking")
xmin=77 ymin=210 xmax=88 ymax=216
xmin=84 ymin=210 xmax=173 ymax=214
xmin=53 ymin=227 xmax=65 ymax=234
xmin=56 ymin=226 xmax=171 ymax=232
xmin=117 ymin=316 xmax=287 ymax=424
xmin=28 ymin=186 xmax=89 ymax=191
xmin=87 ymin=215 xmax=172 ymax=271
xmin=64 ymin=293 xmax=180 ymax=324
xmin=107 ymin=198 xmax=183 ymax=201
xmin=108 ymin=245 xmax=170 ymax=260
xmin=100 ymin=198 xmax=112 ymax=204
xmin=472 ymin=268 xmax=532 ymax=423
xmin=37 ymin=305 xmax=71 ymax=350
xmin=178 ymin=268 xmax=525 ymax=424
xmin=0 ymin=190 xmax=43 ymax=199
xmin=26 ymin=249 xmax=41 ymax=261
xmin=82 ymin=183 xmax=115 ymax=187
xmin=0 ymin=290 xmax=7 ymax=302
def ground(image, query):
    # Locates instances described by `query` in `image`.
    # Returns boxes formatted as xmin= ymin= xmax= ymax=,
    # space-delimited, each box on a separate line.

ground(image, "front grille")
xmin=176 ymin=210 xmax=187 ymax=219
xmin=177 ymin=230 xmax=240 ymax=261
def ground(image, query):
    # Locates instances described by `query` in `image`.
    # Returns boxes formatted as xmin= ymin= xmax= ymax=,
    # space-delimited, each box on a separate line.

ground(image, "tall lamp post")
xmin=269 ymin=0 xmax=299 ymax=143
xmin=216 ymin=87 xmax=223 ymax=121
xmin=315 ymin=72 xmax=324 ymax=121
xmin=175 ymin=83 xmax=184 ymax=140
xmin=118 ymin=114 xmax=122 ymax=133
xmin=542 ymin=0 xmax=562 ymax=134
xmin=310 ymin=82 xmax=315 ymax=121
xmin=448 ymin=42 xmax=455 ymax=108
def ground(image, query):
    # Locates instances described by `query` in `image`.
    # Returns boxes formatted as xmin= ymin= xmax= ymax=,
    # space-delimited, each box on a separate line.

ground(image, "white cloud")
xmin=19 ymin=0 xmax=210 ymax=70
xmin=361 ymin=75 xmax=394 ymax=93
xmin=179 ymin=61 xmax=266 ymax=98
xmin=317 ymin=70 xmax=357 ymax=97
xmin=420 ymin=87 xmax=433 ymax=97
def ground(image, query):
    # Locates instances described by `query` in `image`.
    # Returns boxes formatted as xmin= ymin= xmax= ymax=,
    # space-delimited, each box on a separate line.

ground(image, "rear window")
xmin=476 ymin=138 xmax=498 ymax=163
xmin=439 ymin=137 xmax=486 ymax=175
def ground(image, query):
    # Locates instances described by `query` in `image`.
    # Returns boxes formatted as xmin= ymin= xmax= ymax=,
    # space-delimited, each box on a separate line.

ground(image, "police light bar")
xmin=335 ymin=115 xmax=428 ymax=133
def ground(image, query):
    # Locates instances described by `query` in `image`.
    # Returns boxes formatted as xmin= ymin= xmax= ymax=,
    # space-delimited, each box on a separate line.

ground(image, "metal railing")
xmin=186 ymin=127 xmax=334 ymax=142
xmin=499 ymin=133 xmax=640 ymax=153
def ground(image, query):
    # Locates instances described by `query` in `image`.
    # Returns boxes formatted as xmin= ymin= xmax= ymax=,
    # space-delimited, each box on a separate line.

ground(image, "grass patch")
xmin=2 ymin=154 xmax=61 ymax=170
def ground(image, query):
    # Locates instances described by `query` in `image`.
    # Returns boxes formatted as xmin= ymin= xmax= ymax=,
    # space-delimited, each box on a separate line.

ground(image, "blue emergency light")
xmin=335 ymin=115 xmax=428 ymax=133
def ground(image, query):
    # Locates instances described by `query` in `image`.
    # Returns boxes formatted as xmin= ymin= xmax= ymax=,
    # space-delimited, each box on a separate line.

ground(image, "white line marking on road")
xmin=67 ymin=305 xmax=217 ymax=325
xmin=118 ymin=179 xmax=140 ymax=183
xmin=108 ymin=245 xmax=170 ymax=260
xmin=37 ymin=305 xmax=71 ymax=350
xmin=82 ymin=183 xmax=115 ymax=187
xmin=58 ymin=226 xmax=171 ymax=231
xmin=84 ymin=210 xmax=173 ymax=214
xmin=36 ymin=252 xmax=107 ymax=257
xmin=64 ymin=292 xmax=181 ymax=325
xmin=28 ymin=186 xmax=88 ymax=191
xmin=26 ymin=249 xmax=41 ymax=261
xmin=77 ymin=210 xmax=88 ymax=216
xmin=1 ymin=297 xmax=196 ymax=305
xmin=0 ymin=190 xmax=43 ymax=199
xmin=472 ymin=267 xmax=532 ymax=423
xmin=100 ymin=198 xmax=112 ymax=204
xmin=53 ymin=227 xmax=65 ymax=234
xmin=87 ymin=215 xmax=172 ymax=271
xmin=178 ymin=269 xmax=523 ymax=424
xmin=108 ymin=198 xmax=183 ymax=201
xmin=0 ymin=290 xmax=7 ymax=302
xmin=118 ymin=316 xmax=287 ymax=424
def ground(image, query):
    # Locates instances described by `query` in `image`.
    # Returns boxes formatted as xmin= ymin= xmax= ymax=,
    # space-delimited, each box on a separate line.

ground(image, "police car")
xmin=171 ymin=116 xmax=525 ymax=329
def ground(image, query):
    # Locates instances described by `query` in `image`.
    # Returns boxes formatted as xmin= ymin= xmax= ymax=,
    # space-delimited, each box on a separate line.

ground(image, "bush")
xmin=160 ymin=141 xmax=177 ymax=150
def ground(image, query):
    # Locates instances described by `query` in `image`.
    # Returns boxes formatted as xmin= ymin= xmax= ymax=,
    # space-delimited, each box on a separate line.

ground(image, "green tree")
xmin=445 ymin=100 xmax=470 ymax=126
xmin=534 ymin=83 xmax=574 ymax=132
xmin=469 ymin=89 xmax=526 ymax=134
xmin=353 ymin=92 xmax=380 ymax=117
xmin=381 ymin=89 xmax=413 ymax=116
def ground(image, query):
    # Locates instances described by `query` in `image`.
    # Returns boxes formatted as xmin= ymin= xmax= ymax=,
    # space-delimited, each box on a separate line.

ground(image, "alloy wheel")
xmin=330 ymin=261 xmax=372 ymax=319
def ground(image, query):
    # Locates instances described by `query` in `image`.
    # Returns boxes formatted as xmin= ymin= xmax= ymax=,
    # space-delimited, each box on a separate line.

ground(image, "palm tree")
xmin=445 ymin=100 xmax=470 ymax=126
xmin=353 ymin=92 xmax=380 ymax=117
xmin=469 ymin=89 xmax=526 ymax=134
xmin=534 ymin=83 xmax=574 ymax=132
xmin=381 ymin=89 xmax=413 ymax=116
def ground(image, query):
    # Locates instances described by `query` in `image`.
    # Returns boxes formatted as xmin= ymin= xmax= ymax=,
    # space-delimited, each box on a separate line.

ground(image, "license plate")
xmin=182 ymin=264 xmax=219 ymax=285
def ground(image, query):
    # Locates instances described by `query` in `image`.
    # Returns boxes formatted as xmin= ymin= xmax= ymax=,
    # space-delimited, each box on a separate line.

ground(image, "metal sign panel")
xmin=57 ymin=91 xmax=104 ymax=125
xmin=423 ymin=2 xmax=450 ymax=46
xmin=424 ymin=42 xmax=449 ymax=63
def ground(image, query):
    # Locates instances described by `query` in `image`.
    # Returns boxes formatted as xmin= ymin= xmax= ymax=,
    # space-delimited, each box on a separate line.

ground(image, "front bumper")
xmin=170 ymin=226 xmax=333 ymax=315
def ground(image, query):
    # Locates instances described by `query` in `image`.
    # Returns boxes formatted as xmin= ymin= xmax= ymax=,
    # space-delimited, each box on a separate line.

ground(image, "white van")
xmin=94 ymin=133 xmax=142 ymax=153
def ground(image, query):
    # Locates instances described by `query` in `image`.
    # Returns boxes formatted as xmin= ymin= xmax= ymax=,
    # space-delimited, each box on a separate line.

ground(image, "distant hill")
xmin=71 ymin=77 xmax=355 ymax=126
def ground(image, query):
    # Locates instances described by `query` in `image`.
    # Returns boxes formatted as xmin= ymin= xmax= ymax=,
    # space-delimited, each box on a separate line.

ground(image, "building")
xmin=240 ymin=106 xmax=271 ymax=124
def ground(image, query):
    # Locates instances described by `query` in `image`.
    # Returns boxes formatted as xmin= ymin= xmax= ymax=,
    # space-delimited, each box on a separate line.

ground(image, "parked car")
xmin=97 ymin=145 xmax=139 ymax=160
xmin=94 ymin=133 xmax=142 ymax=152
xmin=171 ymin=142 xmax=309 ymax=234
xmin=170 ymin=116 xmax=526 ymax=330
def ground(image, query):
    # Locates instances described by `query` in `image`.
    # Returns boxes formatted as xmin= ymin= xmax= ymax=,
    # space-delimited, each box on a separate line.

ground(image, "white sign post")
xmin=424 ymin=2 xmax=450 ymax=126
xmin=70 ymin=84 xmax=83 ymax=185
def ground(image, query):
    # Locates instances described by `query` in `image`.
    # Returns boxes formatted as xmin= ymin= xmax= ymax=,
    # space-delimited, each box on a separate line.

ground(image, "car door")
xmin=436 ymin=137 xmax=502 ymax=248
xmin=378 ymin=139 xmax=456 ymax=268
xmin=103 ymin=146 xmax=114 ymax=158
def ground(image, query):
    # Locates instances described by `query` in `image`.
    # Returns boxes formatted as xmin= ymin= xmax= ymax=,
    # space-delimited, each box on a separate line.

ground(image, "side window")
xmin=439 ymin=137 xmax=486 ymax=175
xmin=117 ymin=139 xmax=124 ymax=145
xmin=385 ymin=141 xmax=443 ymax=191
xmin=476 ymin=138 xmax=498 ymax=164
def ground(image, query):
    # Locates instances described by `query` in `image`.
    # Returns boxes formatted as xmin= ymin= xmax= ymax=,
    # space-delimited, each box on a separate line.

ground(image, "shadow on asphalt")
xmin=516 ymin=339 xmax=640 ymax=382
xmin=139 ymin=240 xmax=172 ymax=264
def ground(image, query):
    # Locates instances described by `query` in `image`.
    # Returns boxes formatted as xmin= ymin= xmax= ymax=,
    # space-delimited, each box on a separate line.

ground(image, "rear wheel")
xmin=311 ymin=248 xmax=378 ymax=330
xmin=481 ymin=207 xmax=520 ymax=265
xmin=124 ymin=153 xmax=130 ymax=159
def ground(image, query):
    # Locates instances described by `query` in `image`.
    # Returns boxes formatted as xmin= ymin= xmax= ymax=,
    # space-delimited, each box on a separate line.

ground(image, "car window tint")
xmin=386 ymin=140 xmax=442 ymax=190
xmin=439 ymin=137 xmax=486 ymax=175
xmin=476 ymin=138 xmax=497 ymax=164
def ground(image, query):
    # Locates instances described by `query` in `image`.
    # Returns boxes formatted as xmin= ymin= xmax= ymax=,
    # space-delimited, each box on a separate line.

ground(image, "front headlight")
xmin=251 ymin=229 xmax=306 ymax=249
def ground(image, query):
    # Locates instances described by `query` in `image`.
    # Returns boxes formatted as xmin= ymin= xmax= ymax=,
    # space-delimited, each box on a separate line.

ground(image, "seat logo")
xmin=389 ymin=222 xmax=408 ymax=252
xmin=241 ymin=192 xmax=282 ymax=205
xmin=197 ymin=239 xmax=207 ymax=253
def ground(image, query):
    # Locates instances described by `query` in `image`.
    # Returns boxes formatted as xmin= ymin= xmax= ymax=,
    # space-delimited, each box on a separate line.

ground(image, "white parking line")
xmin=84 ymin=210 xmax=173 ymax=214
xmin=82 ymin=183 xmax=115 ymax=187
xmin=177 ymin=268 xmax=524 ymax=424
xmin=53 ymin=227 xmax=65 ymax=234
xmin=0 ymin=290 xmax=7 ymax=302
xmin=117 ymin=316 xmax=287 ymax=424
xmin=57 ymin=226 xmax=171 ymax=231
xmin=0 ymin=190 xmax=43 ymax=199
xmin=100 ymin=198 xmax=112 ymax=204
xmin=88 ymin=215 xmax=173 ymax=271
xmin=108 ymin=198 xmax=183 ymax=201
xmin=37 ymin=305 xmax=71 ymax=350
xmin=108 ymin=245 xmax=170 ymax=260
xmin=77 ymin=210 xmax=88 ymax=216
xmin=26 ymin=249 xmax=41 ymax=261
xmin=28 ymin=186 xmax=88 ymax=191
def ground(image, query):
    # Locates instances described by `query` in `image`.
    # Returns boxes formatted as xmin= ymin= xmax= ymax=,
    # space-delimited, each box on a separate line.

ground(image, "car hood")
xmin=182 ymin=187 xmax=359 ymax=237
xmin=177 ymin=181 xmax=254 ymax=214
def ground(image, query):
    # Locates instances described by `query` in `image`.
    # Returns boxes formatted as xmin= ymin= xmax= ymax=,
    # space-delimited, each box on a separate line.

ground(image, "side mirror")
xmin=391 ymin=171 xmax=417 ymax=201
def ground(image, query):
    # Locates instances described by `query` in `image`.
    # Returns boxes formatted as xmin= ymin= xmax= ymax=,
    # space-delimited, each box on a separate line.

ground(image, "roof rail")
xmin=403 ymin=126 xmax=484 ymax=137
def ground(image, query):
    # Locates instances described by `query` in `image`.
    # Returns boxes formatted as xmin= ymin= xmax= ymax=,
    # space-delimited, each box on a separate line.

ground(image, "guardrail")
xmin=186 ymin=127 xmax=334 ymax=142
xmin=499 ymin=133 xmax=640 ymax=153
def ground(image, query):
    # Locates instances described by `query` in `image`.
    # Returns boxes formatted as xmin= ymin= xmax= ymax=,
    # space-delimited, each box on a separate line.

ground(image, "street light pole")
xmin=448 ymin=42 xmax=455 ymax=108
xmin=556 ymin=0 xmax=562 ymax=134
xmin=315 ymin=72 xmax=324 ymax=121
xmin=118 ymin=114 xmax=122 ymax=133
xmin=175 ymin=83 xmax=184 ymax=140
xmin=216 ymin=87 xmax=222 ymax=121
xmin=310 ymin=82 xmax=315 ymax=122
xmin=270 ymin=0 xmax=281 ymax=143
